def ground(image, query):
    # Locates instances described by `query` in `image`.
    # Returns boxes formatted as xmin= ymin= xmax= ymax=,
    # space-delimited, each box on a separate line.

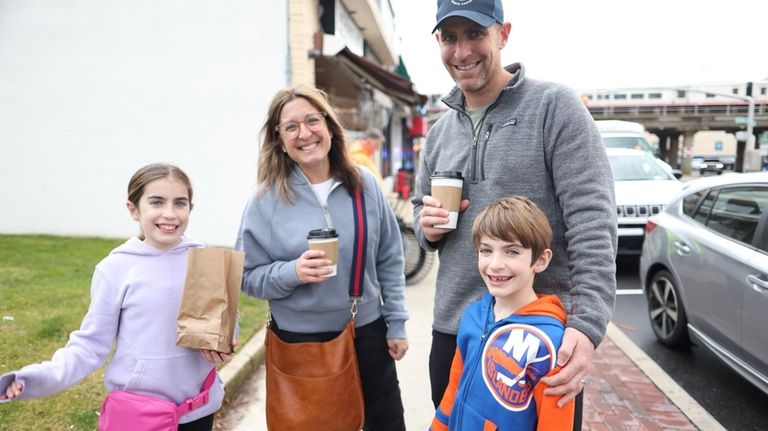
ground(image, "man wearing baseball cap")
xmin=413 ymin=0 xmax=618 ymax=429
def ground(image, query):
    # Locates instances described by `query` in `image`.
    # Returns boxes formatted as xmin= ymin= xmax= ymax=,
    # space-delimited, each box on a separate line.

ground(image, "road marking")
xmin=617 ymin=289 xmax=644 ymax=295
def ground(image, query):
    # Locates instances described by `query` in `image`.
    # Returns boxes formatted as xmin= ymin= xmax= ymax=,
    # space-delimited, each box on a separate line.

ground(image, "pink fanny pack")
xmin=97 ymin=367 xmax=217 ymax=431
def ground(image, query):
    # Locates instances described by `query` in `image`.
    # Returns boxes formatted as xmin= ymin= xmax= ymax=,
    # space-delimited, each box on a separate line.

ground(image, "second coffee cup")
xmin=307 ymin=228 xmax=339 ymax=277
xmin=431 ymin=171 xmax=464 ymax=230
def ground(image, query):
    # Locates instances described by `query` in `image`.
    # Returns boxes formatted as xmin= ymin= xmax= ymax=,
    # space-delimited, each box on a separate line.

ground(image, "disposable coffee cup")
xmin=307 ymin=228 xmax=339 ymax=277
xmin=431 ymin=171 xmax=464 ymax=229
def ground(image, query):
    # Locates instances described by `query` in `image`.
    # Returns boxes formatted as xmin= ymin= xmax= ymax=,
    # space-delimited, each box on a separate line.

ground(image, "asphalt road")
xmin=614 ymin=258 xmax=768 ymax=431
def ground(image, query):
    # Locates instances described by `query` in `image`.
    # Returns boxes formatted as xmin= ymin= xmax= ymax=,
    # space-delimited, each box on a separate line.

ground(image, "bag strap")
xmin=265 ymin=187 xmax=366 ymax=335
xmin=349 ymin=187 xmax=367 ymax=301
xmin=176 ymin=367 xmax=217 ymax=417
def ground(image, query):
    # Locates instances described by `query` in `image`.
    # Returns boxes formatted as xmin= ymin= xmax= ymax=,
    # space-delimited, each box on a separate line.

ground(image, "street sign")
xmin=735 ymin=117 xmax=756 ymax=125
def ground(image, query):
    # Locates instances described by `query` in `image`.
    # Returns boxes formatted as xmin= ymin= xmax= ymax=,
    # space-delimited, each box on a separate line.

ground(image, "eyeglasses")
xmin=275 ymin=112 xmax=327 ymax=138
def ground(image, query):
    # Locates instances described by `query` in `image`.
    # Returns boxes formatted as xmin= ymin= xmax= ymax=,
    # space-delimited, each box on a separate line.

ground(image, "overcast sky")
xmin=390 ymin=0 xmax=768 ymax=96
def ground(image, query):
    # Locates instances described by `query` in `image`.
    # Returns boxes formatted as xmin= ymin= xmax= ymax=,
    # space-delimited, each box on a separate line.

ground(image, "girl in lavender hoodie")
xmin=0 ymin=163 xmax=231 ymax=430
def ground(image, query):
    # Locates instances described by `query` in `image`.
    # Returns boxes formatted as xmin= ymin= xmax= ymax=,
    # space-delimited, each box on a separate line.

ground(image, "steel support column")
xmin=680 ymin=132 xmax=695 ymax=174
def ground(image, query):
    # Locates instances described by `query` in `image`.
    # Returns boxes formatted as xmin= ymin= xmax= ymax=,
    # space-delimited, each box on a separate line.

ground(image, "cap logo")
xmin=434 ymin=0 xmax=503 ymax=33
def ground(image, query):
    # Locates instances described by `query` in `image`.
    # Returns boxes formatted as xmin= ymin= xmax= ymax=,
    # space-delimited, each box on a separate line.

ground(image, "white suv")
xmin=606 ymin=148 xmax=685 ymax=256
xmin=596 ymin=120 xmax=678 ymax=176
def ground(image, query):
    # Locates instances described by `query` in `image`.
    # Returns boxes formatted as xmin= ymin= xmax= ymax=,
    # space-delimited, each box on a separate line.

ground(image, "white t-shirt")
xmin=311 ymin=178 xmax=335 ymax=205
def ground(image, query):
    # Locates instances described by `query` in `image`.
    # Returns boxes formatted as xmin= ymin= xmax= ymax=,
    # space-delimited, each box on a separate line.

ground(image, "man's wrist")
xmin=565 ymin=323 xmax=602 ymax=349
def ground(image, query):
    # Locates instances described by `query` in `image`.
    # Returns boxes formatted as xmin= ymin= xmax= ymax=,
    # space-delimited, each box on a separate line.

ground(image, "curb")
xmin=605 ymin=323 xmax=725 ymax=431
xmin=219 ymin=326 xmax=266 ymax=402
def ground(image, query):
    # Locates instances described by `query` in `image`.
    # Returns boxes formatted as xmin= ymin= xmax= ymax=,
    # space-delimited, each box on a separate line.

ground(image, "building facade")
xmin=0 ymin=0 xmax=422 ymax=246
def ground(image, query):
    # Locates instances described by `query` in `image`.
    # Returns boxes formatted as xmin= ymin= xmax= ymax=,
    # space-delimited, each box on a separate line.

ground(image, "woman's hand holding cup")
xmin=295 ymin=249 xmax=334 ymax=284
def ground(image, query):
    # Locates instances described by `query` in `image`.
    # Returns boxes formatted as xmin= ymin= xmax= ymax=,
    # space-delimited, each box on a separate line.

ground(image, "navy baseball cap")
xmin=433 ymin=0 xmax=504 ymax=33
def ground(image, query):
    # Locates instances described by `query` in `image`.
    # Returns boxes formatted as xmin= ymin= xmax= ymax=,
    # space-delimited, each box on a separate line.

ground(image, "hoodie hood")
xmin=110 ymin=236 xmax=202 ymax=257
xmin=482 ymin=292 xmax=567 ymax=324
xmin=515 ymin=294 xmax=567 ymax=324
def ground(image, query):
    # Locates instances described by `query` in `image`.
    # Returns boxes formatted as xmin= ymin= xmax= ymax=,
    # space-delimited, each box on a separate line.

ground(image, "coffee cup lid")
xmin=432 ymin=170 xmax=463 ymax=180
xmin=307 ymin=228 xmax=338 ymax=239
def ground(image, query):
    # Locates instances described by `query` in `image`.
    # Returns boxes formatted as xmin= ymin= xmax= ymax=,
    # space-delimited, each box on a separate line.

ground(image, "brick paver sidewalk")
xmin=583 ymin=336 xmax=697 ymax=430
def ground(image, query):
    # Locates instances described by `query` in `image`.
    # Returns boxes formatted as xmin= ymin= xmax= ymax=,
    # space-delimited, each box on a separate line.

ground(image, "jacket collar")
xmin=287 ymin=164 xmax=343 ymax=192
xmin=288 ymin=164 xmax=308 ymax=185
xmin=481 ymin=291 xmax=567 ymax=325
xmin=442 ymin=63 xmax=526 ymax=113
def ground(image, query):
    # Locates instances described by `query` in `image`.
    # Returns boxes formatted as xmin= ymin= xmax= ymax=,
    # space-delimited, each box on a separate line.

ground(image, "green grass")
xmin=0 ymin=235 xmax=266 ymax=430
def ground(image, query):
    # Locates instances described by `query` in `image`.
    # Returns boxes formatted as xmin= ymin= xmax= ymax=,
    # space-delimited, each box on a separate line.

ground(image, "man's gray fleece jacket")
xmin=413 ymin=63 xmax=618 ymax=347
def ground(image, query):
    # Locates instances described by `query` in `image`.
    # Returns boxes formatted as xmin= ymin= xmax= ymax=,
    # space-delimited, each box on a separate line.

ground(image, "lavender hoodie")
xmin=0 ymin=237 xmax=224 ymax=423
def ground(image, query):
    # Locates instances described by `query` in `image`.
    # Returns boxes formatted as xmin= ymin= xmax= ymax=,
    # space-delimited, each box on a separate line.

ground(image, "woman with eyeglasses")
xmin=236 ymin=84 xmax=409 ymax=430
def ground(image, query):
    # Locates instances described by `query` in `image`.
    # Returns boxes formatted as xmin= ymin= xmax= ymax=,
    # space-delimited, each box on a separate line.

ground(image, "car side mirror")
xmin=672 ymin=169 xmax=683 ymax=180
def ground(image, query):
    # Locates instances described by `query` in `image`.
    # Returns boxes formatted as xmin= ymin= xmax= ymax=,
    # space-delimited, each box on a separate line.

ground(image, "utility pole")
xmin=742 ymin=82 xmax=755 ymax=172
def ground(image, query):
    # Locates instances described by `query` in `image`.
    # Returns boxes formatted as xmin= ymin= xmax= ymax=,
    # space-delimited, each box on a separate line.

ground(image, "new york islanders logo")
xmin=481 ymin=323 xmax=557 ymax=411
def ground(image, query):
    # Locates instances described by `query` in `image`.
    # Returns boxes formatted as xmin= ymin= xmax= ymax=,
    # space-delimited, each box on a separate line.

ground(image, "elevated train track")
xmin=582 ymin=81 xmax=768 ymax=171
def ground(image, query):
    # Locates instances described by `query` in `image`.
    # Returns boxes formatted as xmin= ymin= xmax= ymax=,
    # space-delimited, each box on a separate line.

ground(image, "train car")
xmin=583 ymin=81 xmax=768 ymax=107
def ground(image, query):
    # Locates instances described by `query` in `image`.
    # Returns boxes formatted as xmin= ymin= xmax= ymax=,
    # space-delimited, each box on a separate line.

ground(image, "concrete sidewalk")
xmin=215 ymin=263 xmax=725 ymax=430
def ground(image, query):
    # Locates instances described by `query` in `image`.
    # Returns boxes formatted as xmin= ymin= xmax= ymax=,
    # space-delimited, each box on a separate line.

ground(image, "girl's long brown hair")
xmin=257 ymin=84 xmax=362 ymax=201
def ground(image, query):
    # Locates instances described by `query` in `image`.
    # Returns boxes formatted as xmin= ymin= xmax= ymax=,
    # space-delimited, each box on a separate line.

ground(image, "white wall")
xmin=0 ymin=0 xmax=288 ymax=247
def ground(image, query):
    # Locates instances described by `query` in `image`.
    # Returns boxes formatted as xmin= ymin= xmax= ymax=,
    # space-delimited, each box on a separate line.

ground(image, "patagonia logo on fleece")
xmin=501 ymin=117 xmax=518 ymax=127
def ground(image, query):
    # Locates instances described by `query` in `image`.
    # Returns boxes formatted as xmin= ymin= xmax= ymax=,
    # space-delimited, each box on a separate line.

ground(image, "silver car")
xmin=639 ymin=172 xmax=768 ymax=394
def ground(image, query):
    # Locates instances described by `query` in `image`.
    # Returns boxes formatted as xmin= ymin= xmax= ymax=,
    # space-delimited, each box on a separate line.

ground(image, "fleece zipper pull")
xmin=299 ymin=169 xmax=338 ymax=229
xmin=478 ymin=124 xmax=493 ymax=181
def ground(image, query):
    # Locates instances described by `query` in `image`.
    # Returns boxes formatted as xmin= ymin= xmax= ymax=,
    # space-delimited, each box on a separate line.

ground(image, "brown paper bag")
xmin=176 ymin=247 xmax=244 ymax=353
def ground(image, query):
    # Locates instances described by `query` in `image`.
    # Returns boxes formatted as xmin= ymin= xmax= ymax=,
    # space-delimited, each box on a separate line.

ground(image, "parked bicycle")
xmin=389 ymin=170 xmax=434 ymax=286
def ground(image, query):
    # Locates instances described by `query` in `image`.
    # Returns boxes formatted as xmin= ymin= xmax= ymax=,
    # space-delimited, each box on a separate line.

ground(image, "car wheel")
xmin=647 ymin=269 xmax=690 ymax=347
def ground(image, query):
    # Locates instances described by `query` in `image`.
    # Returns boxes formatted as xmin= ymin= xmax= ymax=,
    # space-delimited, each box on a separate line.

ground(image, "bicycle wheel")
xmin=400 ymin=225 xmax=434 ymax=286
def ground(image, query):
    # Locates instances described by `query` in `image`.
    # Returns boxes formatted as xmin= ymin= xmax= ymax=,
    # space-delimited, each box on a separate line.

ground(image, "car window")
xmin=683 ymin=191 xmax=707 ymax=217
xmin=602 ymin=137 xmax=655 ymax=157
xmin=608 ymin=154 xmax=672 ymax=181
xmin=693 ymin=189 xmax=718 ymax=225
xmin=706 ymin=187 xmax=767 ymax=246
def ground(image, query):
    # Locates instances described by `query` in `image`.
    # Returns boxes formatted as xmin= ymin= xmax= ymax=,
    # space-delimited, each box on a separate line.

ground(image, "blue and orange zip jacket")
xmin=430 ymin=293 xmax=574 ymax=431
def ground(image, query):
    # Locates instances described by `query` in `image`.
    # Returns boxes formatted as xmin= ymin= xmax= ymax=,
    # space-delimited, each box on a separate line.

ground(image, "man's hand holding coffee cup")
xmin=426 ymin=170 xmax=465 ymax=235
xmin=419 ymin=195 xmax=471 ymax=242
xmin=295 ymin=249 xmax=334 ymax=284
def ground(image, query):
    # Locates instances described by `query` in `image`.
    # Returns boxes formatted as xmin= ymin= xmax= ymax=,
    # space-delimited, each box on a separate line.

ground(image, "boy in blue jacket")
xmin=431 ymin=196 xmax=575 ymax=430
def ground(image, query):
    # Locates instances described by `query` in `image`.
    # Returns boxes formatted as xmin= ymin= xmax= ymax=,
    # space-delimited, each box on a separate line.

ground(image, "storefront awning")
xmin=319 ymin=47 xmax=426 ymax=107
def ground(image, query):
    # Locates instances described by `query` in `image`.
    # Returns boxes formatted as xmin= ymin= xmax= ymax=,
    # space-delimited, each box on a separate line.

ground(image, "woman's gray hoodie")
xmin=413 ymin=63 xmax=617 ymax=347
xmin=237 ymin=167 xmax=409 ymax=339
